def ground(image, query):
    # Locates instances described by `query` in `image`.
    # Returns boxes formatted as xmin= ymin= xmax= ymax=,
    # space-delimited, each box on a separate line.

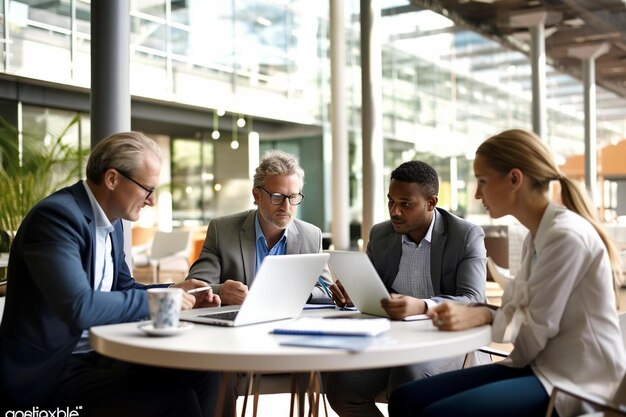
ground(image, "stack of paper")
xmin=272 ymin=317 xmax=390 ymax=337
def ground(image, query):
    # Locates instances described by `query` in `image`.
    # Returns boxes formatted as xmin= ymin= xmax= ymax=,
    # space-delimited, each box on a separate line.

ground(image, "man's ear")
xmin=252 ymin=187 xmax=259 ymax=205
xmin=103 ymin=168 xmax=117 ymax=191
xmin=427 ymin=195 xmax=438 ymax=211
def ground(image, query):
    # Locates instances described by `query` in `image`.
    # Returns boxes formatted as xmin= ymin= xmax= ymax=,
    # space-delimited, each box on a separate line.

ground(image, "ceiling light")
xmin=563 ymin=18 xmax=584 ymax=27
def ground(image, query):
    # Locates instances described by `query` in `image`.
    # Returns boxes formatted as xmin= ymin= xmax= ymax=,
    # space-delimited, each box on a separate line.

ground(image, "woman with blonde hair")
xmin=388 ymin=129 xmax=625 ymax=417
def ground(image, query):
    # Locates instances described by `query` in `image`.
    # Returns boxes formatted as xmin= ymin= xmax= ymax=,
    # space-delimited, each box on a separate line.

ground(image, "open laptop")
xmin=181 ymin=253 xmax=329 ymax=327
xmin=327 ymin=250 xmax=392 ymax=318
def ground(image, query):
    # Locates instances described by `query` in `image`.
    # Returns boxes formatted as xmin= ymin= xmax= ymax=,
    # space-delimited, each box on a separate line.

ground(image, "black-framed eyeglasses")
xmin=115 ymin=169 xmax=155 ymax=200
xmin=257 ymin=187 xmax=304 ymax=206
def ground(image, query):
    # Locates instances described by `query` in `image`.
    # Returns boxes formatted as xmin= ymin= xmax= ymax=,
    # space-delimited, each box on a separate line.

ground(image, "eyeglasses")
xmin=257 ymin=187 xmax=304 ymax=206
xmin=115 ymin=169 xmax=155 ymax=200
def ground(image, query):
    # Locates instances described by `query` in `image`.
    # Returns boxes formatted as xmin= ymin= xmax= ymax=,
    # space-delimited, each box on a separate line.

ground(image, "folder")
xmin=271 ymin=317 xmax=390 ymax=337
xmin=278 ymin=335 xmax=377 ymax=352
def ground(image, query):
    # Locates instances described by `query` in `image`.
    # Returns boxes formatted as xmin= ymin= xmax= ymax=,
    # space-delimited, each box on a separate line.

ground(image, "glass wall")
xmin=171 ymin=136 xmax=214 ymax=225
xmin=0 ymin=1 xmax=625 ymax=229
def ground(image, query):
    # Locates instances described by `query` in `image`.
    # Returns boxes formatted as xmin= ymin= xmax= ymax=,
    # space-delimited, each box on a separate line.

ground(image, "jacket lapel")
xmin=383 ymin=232 xmax=402 ymax=288
xmin=70 ymin=182 xmax=97 ymax=287
xmin=286 ymin=222 xmax=301 ymax=255
xmin=240 ymin=210 xmax=257 ymax=284
xmin=430 ymin=209 xmax=446 ymax=294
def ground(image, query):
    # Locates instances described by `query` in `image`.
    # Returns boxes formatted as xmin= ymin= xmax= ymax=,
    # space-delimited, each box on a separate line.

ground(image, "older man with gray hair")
xmin=186 ymin=149 xmax=331 ymax=305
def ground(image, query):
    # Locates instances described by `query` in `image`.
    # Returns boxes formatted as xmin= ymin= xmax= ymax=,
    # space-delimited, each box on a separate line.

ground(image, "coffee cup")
xmin=147 ymin=288 xmax=183 ymax=329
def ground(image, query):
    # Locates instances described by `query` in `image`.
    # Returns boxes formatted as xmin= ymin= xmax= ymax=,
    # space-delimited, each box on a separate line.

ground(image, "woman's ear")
xmin=509 ymin=168 xmax=523 ymax=190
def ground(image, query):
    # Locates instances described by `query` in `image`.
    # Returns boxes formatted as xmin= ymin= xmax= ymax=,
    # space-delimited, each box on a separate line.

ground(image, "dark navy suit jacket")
xmin=0 ymin=182 xmax=163 ymax=406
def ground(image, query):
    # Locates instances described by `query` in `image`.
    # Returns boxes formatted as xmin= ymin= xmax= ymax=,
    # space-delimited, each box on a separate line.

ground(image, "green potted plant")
xmin=0 ymin=115 xmax=84 ymax=281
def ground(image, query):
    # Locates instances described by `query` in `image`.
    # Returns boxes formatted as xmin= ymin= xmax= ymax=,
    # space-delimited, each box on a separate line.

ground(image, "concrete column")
xmin=510 ymin=11 xmax=547 ymax=139
xmin=91 ymin=0 xmax=132 ymax=266
xmin=91 ymin=0 xmax=131 ymax=143
xmin=330 ymin=0 xmax=350 ymax=250
xmin=360 ymin=0 xmax=385 ymax=249
xmin=568 ymin=43 xmax=610 ymax=204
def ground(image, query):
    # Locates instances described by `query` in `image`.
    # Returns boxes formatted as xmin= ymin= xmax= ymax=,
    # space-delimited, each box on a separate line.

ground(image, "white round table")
xmin=90 ymin=311 xmax=491 ymax=416
xmin=90 ymin=311 xmax=491 ymax=373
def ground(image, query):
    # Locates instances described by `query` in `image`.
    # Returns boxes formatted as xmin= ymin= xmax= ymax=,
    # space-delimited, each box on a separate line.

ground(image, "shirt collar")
xmin=83 ymin=181 xmax=115 ymax=233
xmin=401 ymin=208 xmax=436 ymax=245
xmin=254 ymin=211 xmax=288 ymax=245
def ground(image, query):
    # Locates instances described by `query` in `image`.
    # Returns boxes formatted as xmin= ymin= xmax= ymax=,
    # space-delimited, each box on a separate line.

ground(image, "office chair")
xmin=136 ymin=230 xmax=191 ymax=284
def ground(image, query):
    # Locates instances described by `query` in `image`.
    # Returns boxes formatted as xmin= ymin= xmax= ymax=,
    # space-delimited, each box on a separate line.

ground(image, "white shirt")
xmin=493 ymin=203 xmax=626 ymax=417
xmin=74 ymin=181 xmax=115 ymax=354
xmin=83 ymin=181 xmax=115 ymax=292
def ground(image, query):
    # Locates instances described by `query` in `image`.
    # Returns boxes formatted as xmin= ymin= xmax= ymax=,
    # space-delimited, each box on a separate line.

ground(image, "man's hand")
xmin=427 ymin=301 xmax=493 ymax=331
xmin=381 ymin=294 xmax=426 ymax=320
xmin=329 ymin=280 xmax=353 ymax=308
xmin=219 ymin=279 xmax=248 ymax=305
xmin=171 ymin=279 xmax=220 ymax=309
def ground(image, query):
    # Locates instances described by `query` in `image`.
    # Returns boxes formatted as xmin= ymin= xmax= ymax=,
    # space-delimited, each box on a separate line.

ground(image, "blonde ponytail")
xmin=559 ymin=176 xmax=623 ymax=290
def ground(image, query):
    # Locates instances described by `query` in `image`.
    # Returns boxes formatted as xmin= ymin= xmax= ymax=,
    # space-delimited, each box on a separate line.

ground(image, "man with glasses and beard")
xmin=186 ymin=149 xmax=331 ymax=305
xmin=185 ymin=150 xmax=332 ymax=417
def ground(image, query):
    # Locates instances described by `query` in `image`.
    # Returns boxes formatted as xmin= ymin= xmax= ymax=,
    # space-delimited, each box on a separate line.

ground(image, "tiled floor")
xmin=235 ymin=394 xmax=388 ymax=417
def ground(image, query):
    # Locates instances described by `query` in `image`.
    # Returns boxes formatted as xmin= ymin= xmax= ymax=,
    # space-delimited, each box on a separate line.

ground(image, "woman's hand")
xmin=427 ymin=302 xmax=493 ymax=331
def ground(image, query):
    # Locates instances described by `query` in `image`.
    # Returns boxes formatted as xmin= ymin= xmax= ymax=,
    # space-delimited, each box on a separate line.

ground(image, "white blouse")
xmin=492 ymin=203 xmax=625 ymax=417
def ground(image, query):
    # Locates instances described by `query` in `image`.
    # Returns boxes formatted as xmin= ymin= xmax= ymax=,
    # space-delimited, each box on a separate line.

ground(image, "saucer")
xmin=138 ymin=321 xmax=194 ymax=337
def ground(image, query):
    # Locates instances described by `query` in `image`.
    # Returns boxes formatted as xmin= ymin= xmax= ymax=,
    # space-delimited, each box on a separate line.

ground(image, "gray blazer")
xmin=366 ymin=207 xmax=486 ymax=304
xmin=186 ymin=209 xmax=331 ymax=297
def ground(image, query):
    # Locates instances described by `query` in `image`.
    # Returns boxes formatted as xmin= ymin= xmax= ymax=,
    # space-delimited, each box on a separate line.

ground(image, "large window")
xmin=171 ymin=136 xmax=214 ymax=225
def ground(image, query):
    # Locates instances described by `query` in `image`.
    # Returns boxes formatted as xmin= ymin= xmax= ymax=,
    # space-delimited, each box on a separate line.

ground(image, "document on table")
xmin=403 ymin=314 xmax=429 ymax=321
xmin=303 ymin=303 xmax=337 ymax=310
xmin=271 ymin=317 xmax=390 ymax=337
xmin=278 ymin=335 xmax=377 ymax=352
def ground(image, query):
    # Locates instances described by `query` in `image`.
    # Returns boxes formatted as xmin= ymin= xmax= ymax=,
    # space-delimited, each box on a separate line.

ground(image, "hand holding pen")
xmin=182 ymin=281 xmax=221 ymax=308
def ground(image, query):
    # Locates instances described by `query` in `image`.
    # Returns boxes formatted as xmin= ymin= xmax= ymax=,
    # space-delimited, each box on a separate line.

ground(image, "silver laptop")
xmin=327 ymin=250 xmax=391 ymax=318
xmin=181 ymin=253 xmax=330 ymax=327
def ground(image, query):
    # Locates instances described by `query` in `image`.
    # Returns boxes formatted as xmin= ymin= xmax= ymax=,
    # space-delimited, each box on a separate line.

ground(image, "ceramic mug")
xmin=147 ymin=288 xmax=183 ymax=329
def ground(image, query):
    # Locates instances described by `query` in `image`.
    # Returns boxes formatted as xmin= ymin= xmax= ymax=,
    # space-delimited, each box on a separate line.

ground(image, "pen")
xmin=187 ymin=286 xmax=212 ymax=294
xmin=317 ymin=277 xmax=333 ymax=298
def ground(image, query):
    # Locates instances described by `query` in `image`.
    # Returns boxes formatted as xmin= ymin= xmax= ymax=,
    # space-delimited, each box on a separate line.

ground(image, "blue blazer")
xmin=0 ymin=182 xmax=162 ymax=406
xmin=366 ymin=207 xmax=486 ymax=304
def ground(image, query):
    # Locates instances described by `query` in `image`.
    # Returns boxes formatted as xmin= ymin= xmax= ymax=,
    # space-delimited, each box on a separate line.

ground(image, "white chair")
xmin=135 ymin=230 xmax=191 ymax=283
xmin=544 ymin=376 xmax=626 ymax=417
xmin=487 ymin=257 xmax=513 ymax=291
xmin=544 ymin=312 xmax=626 ymax=417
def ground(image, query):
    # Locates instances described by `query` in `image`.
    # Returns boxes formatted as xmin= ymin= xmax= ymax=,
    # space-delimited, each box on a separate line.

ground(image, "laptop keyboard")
xmin=199 ymin=311 xmax=239 ymax=321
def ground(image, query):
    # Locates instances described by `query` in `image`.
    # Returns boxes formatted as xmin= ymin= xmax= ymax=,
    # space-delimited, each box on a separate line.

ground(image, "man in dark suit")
xmin=326 ymin=160 xmax=487 ymax=417
xmin=186 ymin=149 xmax=331 ymax=305
xmin=0 ymin=132 xmax=220 ymax=416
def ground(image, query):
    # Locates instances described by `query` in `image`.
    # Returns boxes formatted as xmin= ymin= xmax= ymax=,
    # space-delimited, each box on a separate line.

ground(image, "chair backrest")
xmin=0 ymin=295 xmax=5 ymax=323
xmin=149 ymin=230 xmax=191 ymax=260
xmin=487 ymin=257 xmax=513 ymax=290
xmin=617 ymin=311 xmax=626 ymax=350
